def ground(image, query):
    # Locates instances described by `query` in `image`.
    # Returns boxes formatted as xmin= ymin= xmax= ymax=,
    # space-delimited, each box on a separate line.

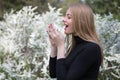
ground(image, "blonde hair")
xmin=65 ymin=3 xmax=103 ymax=64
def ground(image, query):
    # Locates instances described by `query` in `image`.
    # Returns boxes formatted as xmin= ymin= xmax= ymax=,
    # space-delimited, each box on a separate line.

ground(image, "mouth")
xmin=65 ymin=25 xmax=68 ymax=30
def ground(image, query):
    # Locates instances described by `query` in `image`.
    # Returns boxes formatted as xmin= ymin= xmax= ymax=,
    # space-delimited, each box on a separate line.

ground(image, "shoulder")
xmin=75 ymin=42 xmax=101 ymax=64
xmin=76 ymin=41 xmax=101 ymax=53
xmin=83 ymin=42 xmax=102 ymax=63
xmin=84 ymin=42 xmax=100 ymax=51
xmin=81 ymin=42 xmax=101 ymax=57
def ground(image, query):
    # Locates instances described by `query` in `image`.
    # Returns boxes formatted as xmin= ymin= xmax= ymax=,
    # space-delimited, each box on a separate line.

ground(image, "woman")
xmin=47 ymin=3 xmax=103 ymax=80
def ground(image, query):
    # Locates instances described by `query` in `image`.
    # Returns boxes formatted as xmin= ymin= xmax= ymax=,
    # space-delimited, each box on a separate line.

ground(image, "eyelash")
xmin=68 ymin=17 xmax=71 ymax=19
xmin=67 ymin=16 xmax=71 ymax=19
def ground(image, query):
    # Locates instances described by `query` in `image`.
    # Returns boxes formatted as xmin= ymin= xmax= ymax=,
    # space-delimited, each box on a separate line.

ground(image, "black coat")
xmin=49 ymin=36 xmax=101 ymax=80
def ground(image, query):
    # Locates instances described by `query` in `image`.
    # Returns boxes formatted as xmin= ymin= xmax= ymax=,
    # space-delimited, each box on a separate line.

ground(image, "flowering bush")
xmin=0 ymin=4 xmax=120 ymax=80
xmin=0 ymin=4 xmax=63 ymax=80
xmin=95 ymin=14 xmax=120 ymax=80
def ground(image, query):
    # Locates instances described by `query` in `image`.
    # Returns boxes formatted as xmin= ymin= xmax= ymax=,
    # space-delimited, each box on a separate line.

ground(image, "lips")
xmin=66 ymin=25 xmax=68 ymax=28
xmin=64 ymin=25 xmax=68 ymax=30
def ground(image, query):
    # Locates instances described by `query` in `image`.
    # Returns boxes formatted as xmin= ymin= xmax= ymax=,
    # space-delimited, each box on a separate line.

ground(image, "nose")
xmin=62 ymin=17 xmax=66 ymax=23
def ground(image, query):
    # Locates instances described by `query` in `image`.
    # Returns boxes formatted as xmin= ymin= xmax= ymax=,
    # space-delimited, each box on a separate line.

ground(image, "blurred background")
xmin=0 ymin=0 xmax=120 ymax=20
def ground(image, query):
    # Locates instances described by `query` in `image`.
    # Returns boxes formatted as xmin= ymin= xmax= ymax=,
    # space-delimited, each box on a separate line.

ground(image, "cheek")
xmin=69 ymin=25 xmax=74 ymax=32
xmin=65 ymin=25 xmax=74 ymax=34
xmin=69 ymin=21 xmax=74 ymax=32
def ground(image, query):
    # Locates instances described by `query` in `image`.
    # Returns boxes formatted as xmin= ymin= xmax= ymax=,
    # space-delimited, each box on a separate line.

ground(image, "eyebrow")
xmin=66 ymin=13 xmax=71 ymax=16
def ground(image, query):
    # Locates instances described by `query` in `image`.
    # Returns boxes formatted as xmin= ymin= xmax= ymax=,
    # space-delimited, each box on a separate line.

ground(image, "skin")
xmin=63 ymin=8 xmax=74 ymax=35
xmin=47 ymin=8 xmax=74 ymax=59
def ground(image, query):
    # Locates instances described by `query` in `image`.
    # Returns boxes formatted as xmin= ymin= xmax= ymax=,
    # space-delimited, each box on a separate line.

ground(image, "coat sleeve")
xmin=49 ymin=56 xmax=57 ymax=78
xmin=56 ymin=43 xmax=101 ymax=80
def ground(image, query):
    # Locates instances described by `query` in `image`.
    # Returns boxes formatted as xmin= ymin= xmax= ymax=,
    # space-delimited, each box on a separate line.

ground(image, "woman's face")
xmin=63 ymin=8 xmax=74 ymax=35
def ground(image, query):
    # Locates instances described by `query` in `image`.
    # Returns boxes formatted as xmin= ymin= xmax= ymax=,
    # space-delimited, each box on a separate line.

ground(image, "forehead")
xmin=66 ymin=8 xmax=71 ymax=15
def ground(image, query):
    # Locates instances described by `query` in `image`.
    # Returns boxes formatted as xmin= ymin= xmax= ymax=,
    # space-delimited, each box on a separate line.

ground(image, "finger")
xmin=48 ymin=25 xmax=53 ymax=33
xmin=49 ymin=31 xmax=56 ymax=39
xmin=46 ymin=27 xmax=49 ymax=33
xmin=54 ymin=29 xmax=59 ymax=36
xmin=47 ymin=24 xmax=51 ymax=33
xmin=46 ymin=27 xmax=53 ymax=40
xmin=48 ymin=24 xmax=58 ymax=39
xmin=49 ymin=24 xmax=57 ymax=32
xmin=47 ymin=25 xmax=53 ymax=34
xmin=49 ymin=28 xmax=56 ymax=35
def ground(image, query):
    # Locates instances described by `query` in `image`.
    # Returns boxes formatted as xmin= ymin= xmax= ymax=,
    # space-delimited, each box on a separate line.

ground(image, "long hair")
xmin=65 ymin=3 xmax=103 ymax=64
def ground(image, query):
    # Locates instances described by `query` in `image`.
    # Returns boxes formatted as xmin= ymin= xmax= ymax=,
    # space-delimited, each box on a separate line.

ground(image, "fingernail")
xmin=51 ymin=24 xmax=53 ymax=28
xmin=48 ymin=25 xmax=50 ymax=28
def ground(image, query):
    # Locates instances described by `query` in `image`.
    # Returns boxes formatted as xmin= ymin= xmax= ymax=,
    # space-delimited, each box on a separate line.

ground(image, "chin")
xmin=64 ymin=31 xmax=71 ymax=35
xmin=64 ymin=31 xmax=68 ymax=34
